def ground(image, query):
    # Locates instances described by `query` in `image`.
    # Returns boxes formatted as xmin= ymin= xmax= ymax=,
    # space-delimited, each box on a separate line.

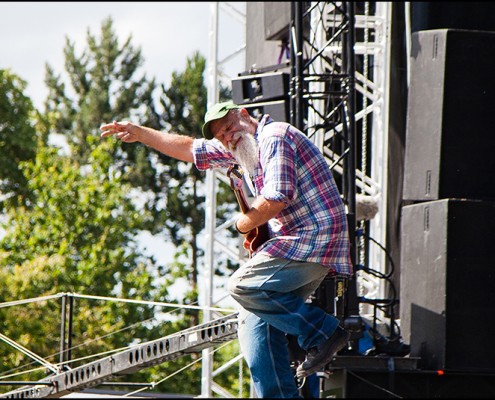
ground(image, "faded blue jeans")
xmin=228 ymin=254 xmax=340 ymax=398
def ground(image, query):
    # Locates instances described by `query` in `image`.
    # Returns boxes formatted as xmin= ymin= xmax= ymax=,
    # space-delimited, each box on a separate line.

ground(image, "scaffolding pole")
xmin=202 ymin=2 xmax=246 ymax=397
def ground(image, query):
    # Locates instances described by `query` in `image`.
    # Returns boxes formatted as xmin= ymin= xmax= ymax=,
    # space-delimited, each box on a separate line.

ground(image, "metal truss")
xmin=203 ymin=2 xmax=247 ymax=398
xmin=290 ymin=2 xmax=392 ymax=323
xmin=201 ymin=1 xmax=394 ymax=395
xmin=0 ymin=3 xmax=399 ymax=399
xmin=1 ymin=313 xmax=238 ymax=399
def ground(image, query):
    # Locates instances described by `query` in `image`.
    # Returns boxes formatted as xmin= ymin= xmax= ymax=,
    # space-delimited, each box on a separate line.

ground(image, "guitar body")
xmin=245 ymin=222 xmax=270 ymax=256
xmin=228 ymin=164 xmax=270 ymax=258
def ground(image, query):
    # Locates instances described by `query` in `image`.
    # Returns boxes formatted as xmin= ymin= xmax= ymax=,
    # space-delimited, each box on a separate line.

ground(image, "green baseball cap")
xmin=202 ymin=101 xmax=239 ymax=139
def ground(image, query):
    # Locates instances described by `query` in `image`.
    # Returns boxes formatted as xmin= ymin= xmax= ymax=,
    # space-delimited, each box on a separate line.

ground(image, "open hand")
xmin=100 ymin=121 xmax=140 ymax=143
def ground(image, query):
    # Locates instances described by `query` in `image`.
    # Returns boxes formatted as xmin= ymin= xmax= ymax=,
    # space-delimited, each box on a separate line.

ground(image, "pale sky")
xmin=0 ymin=1 xmax=246 ymax=109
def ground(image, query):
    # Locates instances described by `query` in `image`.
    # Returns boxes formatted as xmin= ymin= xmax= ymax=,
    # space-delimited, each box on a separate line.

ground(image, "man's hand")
xmin=100 ymin=121 xmax=141 ymax=143
xmin=99 ymin=121 xmax=195 ymax=163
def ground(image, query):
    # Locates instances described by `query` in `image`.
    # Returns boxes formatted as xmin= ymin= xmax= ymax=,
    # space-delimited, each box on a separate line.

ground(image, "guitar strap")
xmin=243 ymin=113 xmax=269 ymax=197
xmin=244 ymin=171 xmax=256 ymax=197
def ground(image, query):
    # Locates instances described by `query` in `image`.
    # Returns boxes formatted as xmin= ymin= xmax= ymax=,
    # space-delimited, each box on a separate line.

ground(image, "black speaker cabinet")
xmin=400 ymin=199 xmax=495 ymax=372
xmin=403 ymin=29 xmax=495 ymax=201
xmin=323 ymin=368 xmax=495 ymax=398
xmin=232 ymin=72 xmax=290 ymax=105
xmin=411 ymin=2 xmax=495 ymax=33
xmin=241 ymin=100 xmax=289 ymax=123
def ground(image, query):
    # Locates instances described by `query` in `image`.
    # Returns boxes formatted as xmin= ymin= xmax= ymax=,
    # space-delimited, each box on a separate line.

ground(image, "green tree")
xmin=0 ymin=139 xmax=169 ymax=383
xmin=154 ymin=52 xmax=207 ymax=319
xmin=39 ymin=15 xmax=239 ymax=317
xmin=40 ymin=15 xmax=159 ymax=189
xmin=0 ymin=69 xmax=38 ymax=210
xmin=0 ymin=17 xmax=245 ymax=396
xmin=142 ymin=54 xmax=246 ymax=395
xmin=151 ymin=52 xmax=239 ymax=325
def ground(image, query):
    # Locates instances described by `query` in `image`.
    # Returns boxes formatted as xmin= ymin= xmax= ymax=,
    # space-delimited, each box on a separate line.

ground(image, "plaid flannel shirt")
xmin=193 ymin=115 xmax=352 ymax=276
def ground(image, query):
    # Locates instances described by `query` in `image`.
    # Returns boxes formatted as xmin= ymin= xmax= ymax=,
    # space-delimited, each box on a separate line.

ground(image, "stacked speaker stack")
xmin=399 ymin=27 xmax=495 ymax=372
xmin=234 ymin=2 xmax=294 ymax=124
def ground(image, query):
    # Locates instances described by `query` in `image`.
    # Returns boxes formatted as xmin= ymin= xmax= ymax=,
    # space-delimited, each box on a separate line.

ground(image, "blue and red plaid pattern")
xmin=193 ymin=115 xmax=353 ymax=276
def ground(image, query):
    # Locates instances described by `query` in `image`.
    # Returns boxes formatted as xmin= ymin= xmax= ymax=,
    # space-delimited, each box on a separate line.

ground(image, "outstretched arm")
xmin=100 ymin=121 xmax=195 ymax=163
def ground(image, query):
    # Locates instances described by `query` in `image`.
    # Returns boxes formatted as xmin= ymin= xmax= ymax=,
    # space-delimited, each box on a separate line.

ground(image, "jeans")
xmin=228 ymin=254 xmax=340 ymax=398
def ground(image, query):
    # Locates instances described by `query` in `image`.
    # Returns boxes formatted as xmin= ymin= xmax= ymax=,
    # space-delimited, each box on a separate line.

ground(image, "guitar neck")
xmin=228 ymin=166 xmax=270 ymax=256
xmin=234 ymin=189 xmax=251 ymax=214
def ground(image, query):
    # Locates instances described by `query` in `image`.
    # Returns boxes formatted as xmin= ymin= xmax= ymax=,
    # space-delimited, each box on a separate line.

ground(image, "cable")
xmin=0 ymin=292 xmax=235 ymax=384
xmin=70 ymin=292 xmax=235 ymax=313
xmin=0 ymin=293 xmax=64 ymax=309
xmin=123 ymin=340 xmax=233 ymax=397
xmin=354 ymin=229 xmax=407 ymax=351
xmin=0 ymin=333 xmax=59 ymax=374
xmin=347 ymin=370 xmax=403 ymax=398
xmin=356 ymin=229 xmax=396 ymax=279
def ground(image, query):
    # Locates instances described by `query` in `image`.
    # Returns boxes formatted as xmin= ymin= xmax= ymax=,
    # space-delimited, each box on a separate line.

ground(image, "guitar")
xmin=227 ymin=164 xmax=270 ymax=257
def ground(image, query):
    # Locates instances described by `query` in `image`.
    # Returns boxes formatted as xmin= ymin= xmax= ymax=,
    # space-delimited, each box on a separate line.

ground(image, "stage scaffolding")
xmin=202 ymin=1 xmax=394 ymax=396
xmin=0 ymin=2 xmax=396 ymax=398
xmin=202 ymin=2 xmax=247 ymax=398
xmin=288 ymin=1 xmax=393 ymax=326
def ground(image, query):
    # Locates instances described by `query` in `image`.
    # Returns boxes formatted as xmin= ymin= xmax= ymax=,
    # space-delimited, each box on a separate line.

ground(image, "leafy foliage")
xmin=40 ymin=16 xmax=159 ymax=188
xmin=0 ymin=69 xmax=38 ymax=210
xmin=0 ymin=139 xmax=166 ymax=379
xmin=0 ymin=16 xmax=247 ymax=397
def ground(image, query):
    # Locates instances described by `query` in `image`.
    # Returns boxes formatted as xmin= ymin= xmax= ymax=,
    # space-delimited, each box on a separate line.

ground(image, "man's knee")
xmin=228 ymin=275 xmax=257 ymax=304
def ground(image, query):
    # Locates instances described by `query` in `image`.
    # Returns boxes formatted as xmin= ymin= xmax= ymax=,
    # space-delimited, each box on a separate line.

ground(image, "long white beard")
xmin=229 ymin=132 xmax=259 ymax=175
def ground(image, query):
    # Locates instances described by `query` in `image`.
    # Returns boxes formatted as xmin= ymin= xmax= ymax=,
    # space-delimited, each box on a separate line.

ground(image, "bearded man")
xmin=100 ymin=101 xmax=352 ymax=398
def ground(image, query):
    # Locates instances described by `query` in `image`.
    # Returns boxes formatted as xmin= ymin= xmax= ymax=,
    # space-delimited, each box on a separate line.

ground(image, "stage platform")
xmin=321 ymin=355 xmax=495 ymax=398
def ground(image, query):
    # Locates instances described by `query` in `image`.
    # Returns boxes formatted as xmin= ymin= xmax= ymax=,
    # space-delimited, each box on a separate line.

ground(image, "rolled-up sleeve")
xmin=192 ymin=138 xmax=236 ymax=170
